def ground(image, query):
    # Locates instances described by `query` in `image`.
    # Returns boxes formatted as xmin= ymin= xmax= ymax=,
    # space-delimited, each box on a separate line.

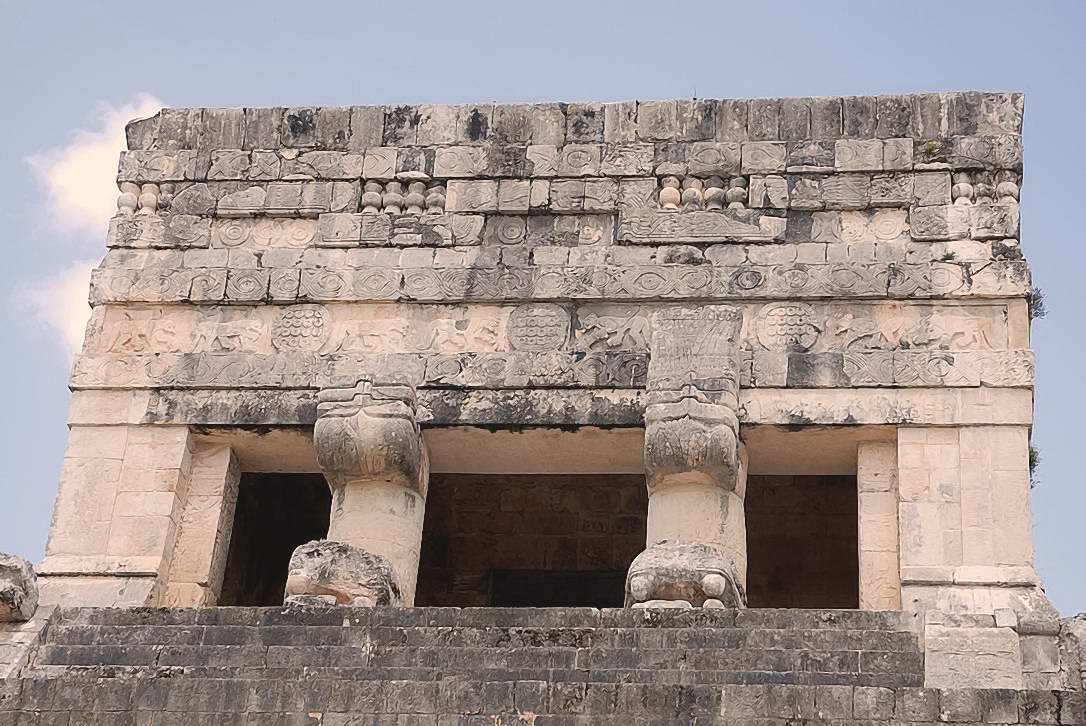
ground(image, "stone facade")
xmin=4 ymin=92 xmax=1082 ymax=710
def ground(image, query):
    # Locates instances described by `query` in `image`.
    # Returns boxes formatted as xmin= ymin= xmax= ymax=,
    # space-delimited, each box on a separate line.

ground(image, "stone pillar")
xmin=626 ymin=305 xmax=747 ymax=608
xmin=287 ymin=379 xmax=428 ymax=607
xmin=162 ymin=443 xmax=240 ymax=606
xmin=897 ymin=425 xmax=1052 ymax=617
xmin=857 ymin=441 xmax=901 ymax=610
xmin=39 ymin=424 xmax=195 ymax=607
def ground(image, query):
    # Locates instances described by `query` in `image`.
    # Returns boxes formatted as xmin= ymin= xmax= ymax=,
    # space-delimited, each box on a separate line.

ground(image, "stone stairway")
xmin=28 ymin=606 xmax=924 ymax=688
xmin=2 ymin=606 xmax=1082 ymax=723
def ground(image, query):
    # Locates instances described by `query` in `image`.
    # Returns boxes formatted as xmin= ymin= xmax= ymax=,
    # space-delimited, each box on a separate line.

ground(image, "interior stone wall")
xmin=746 ymin=474 xmax=859 ymax=608
xmin=217 ymin=473 xmax=330 ymax=606
xmin=416 ymin=474 xmax=646 ymax=607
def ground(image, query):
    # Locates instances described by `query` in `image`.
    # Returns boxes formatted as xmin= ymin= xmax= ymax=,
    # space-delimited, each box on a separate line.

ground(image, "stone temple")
xmin=1 ymin=92 xmax=1085 ymax=723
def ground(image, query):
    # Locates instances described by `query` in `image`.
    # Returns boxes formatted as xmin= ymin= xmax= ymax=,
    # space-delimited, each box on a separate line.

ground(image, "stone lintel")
xmin=65 ymin=387 xmax=1033 ymax=429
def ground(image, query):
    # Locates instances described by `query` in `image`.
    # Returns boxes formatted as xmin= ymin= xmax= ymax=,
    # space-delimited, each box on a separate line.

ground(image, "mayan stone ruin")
xmin=1 ymin=91 xmax=1084 ymax=724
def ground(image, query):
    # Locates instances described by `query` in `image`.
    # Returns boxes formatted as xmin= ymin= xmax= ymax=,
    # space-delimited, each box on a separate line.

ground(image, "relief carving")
xmin=574 ymin=308 xmax=651 ymax=352
xmin=507 ymin=304 xmax=571 ymax=351
xmin=315 ymin=379 xmax=425 ymax=494
xmin=104 ymin=314 xmax=184 ymax=354
xmin=271 ymin=305 xmax=330 ymax=352
xmin=825 ymin=307 xmax=996 ymax=351
xmin=755 ymin=302 xmax=820 ymax=352
xmin=192 ymin=309 xmax=264 ymax=353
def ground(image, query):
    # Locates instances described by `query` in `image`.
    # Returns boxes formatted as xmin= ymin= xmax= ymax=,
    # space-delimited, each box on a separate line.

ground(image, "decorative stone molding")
xmin=314 ymin=379 xmax=426 ymax=496
xmin=87 ymin=260 xmax=1032 ymax=305
xmin=657 ymin=175 xmax=748 ymax=211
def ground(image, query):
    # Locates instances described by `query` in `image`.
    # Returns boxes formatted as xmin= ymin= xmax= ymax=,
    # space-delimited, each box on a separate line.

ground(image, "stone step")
xmin=2 ymin=677 xmax=1082 ymax=724
xmin=29 ymin=606 xmax=926 ymax=689
xmin=49 ymin=606 xmax=918 ymax=632
xmin=44 ymin=622 xmax=921 ymax=652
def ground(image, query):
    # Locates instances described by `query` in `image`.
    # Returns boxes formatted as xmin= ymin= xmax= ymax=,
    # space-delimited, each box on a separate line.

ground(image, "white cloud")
xmin=20 ymin=259 xmax=97 ymax=355
xmin=27 ymin=92 xmax=163 ymax=238
xmin=21 ymin=93 xmax=163 ymax=354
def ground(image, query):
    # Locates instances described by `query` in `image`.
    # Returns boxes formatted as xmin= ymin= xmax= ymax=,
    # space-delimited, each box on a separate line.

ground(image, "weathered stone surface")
xmin=284 ymin=539 xmax=403 ymax=607
xmin=0 ymin=554 xmax=38 ymax=622
xmin=626 ymin=541 xmax=745 ymax=608
xmin=38 ymin=93 xmax=1056 ymax=703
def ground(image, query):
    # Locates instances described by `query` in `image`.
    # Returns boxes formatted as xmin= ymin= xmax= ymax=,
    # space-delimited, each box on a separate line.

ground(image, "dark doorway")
xmin=218 ymin=473 xmax=331 ymax=606
xmin=415 ymin=474 xmax=647 ymax=607
xmin=745 ymin=474 xmax=859 ymax=608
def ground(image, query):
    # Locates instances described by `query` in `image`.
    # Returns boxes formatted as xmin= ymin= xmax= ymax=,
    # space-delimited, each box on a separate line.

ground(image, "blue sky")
xmin=1 ymin=0 xmax=1083 ymax=613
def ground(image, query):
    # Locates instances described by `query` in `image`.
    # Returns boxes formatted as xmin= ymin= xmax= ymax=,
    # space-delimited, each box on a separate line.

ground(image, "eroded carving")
xmin=625 ymin=541 xmax=744 ymax=609
xmin=507 ymin=304 xmax=571 ymax=351
xmin=284 ymin=539 xmax=402 ymax=607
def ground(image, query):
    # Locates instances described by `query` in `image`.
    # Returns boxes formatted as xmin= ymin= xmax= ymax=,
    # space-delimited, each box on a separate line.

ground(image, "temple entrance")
xmin=415 ymin=473 xmax=647 ymax=607
xmin=218 ymin=473 xmax=331 ymax=606
xmin=745 ymin=474 xmax=859 ymax=608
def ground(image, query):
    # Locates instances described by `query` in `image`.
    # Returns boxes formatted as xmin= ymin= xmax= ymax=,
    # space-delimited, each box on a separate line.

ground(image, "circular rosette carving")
xmin=756 ymin=302 xmax=821 ymax=352
xmin=272 ymin=305 xmax=329 ymax=352
xmin=401 ymin=270 xmax=443 ymax=299
xmin=729 ymin=267 xmax=765 ymax=292
xmin=507 ymin=304 xmax=571 ymax=351
xmin=494 ymin=217 xmax=527 ymax=245
xmin=214 ymin=219 xmax=250 ymax=247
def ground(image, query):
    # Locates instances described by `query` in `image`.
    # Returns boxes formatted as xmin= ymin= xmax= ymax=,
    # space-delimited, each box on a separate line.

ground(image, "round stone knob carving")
xmin=507 ymin=303 xmax=571 ymax=351
xmin=756 ymin=302 xmax=820 ymax=352
xmin=272 ymin=305 xmax=330 ymax=352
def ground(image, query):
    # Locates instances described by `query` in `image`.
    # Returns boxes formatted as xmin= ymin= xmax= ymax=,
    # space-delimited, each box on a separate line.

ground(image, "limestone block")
xmin=557 ymin=144 xmax=601 ymax=176
xmin=348 ymin=106 xmax=384 ymax=150
xmin=822 ymin=174 xmax=870 ymax=209
xmin=117 ymin=150 xmax=198 ymax=182
xmin=600 ymin=144 xmax=654 ymax=176
xmin=741 ymin=142 xmax=786 ymax=173
xmin=712 ymin=99 xmax=747 ymax=141
xmin=883 ymin=138 xmax=913 ymax=170
xmin=924 ymin=623 xmax=1023 ymax=688
xmin=446 ymin=180 xmax=498 ymax=213
xmin=747 ymin=98 xmax=780 ymax=140
xmin=285 ymin=540 xmax=403 ymax=607
xmin=434 ymin=146 xmax=487 ymax=178
xmin=748 ymin=175 xmax=788 ymax=209
xmin=0 ymin=555 xmax=37 ymax=622
xmin=858 ymin=441 xmax=897 ymax=493
xmin=835 ymin=139 xmax=884 ymax=171
xmin=843 ymin=96 xmax=877 ymax=137
xmin=603 ymin=100 xmax=638 ymax=143
xmin=36 ymin=574 xmax=155 ymax=608
xmin=1060 ymin=614 xmax=1086 ymax=690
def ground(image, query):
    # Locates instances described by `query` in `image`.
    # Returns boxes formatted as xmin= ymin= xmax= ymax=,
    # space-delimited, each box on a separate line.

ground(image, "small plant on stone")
xmin=939 ymin=251 xmax=958 ymax=262
xmin=1028 ymin=286 xmax=1047 ymax=320
xmin=1029 ymin=445 xmax=1041 ymax=488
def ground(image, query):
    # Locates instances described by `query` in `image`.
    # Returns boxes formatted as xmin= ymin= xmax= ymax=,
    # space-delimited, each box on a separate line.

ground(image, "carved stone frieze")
xmin=424 ymin=352 xmax=648 ymax=388
xmin=88 ymin=261 xmax=1031 ymax=305
xmin=618 ymin=209 xmax=786 ymax=243
xmin=84 ymin=300 xmax=1018 ymax=362
xmin=69 ymin=349 xmax=1033 ymax=391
